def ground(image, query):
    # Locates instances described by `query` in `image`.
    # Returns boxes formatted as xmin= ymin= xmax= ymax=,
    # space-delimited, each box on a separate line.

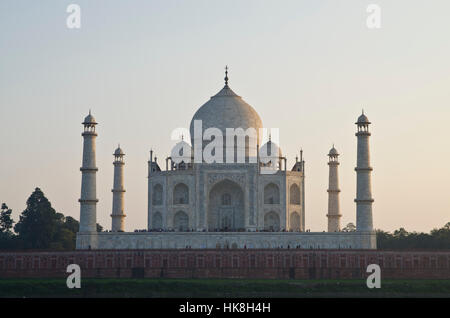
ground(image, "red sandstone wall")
xmin=0 ymin=249 xmax=449 ymax=279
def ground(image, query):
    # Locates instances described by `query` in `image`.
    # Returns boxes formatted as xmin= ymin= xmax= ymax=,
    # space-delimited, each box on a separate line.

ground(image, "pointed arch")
xmin=174 ymin=210 xmax=189 ymax=231
xmin=152 ymin=184 xmax=163 ymax=206
xmin=264 ymin=211 xmax=280 ymax=231
xmin=173 ymin=183 xmax=189 ymax=204
xmin=208 ymin=179 xmax=244 ymax=231
xmin=290 ymin=212 xmax=300 ymax=231
xmin=152 ymin=211 xmax=162 ymax=229
xmin=264 ymin=183 xmax=280 ymax=204
xmin=290 ymin=183 xmax=300 ymax=205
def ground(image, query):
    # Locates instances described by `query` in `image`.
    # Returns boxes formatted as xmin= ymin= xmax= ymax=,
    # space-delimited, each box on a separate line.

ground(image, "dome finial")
xmin=224 ymin=65 xmax=229 ymax=87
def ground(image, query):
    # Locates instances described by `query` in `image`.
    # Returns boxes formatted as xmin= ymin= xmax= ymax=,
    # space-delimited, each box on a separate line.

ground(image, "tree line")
xmin=376 ymin=225 xmax=450 ymax=250
xmin=0 ymin=188 xmax=102 ymax=250
xmin=342 ymin=222 xmax=450 ymax=250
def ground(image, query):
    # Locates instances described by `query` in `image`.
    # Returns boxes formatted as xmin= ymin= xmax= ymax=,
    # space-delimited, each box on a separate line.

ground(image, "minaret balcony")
xmin=354 ymin=167 xmax=373 ymax=172
xmin=80 ymin=167 xmax=98 ymax=172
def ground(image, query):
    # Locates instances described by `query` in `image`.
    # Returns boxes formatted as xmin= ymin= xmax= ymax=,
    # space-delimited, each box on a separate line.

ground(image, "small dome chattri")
xmin=171 ymin=139 xmax=193 ymax=161
xmin=328 ymin=146 xmax=339 ymax=156
xmin=83 ymin=111 xmax=97 ymax=125
xmin=260 ymin=139 xmax=282 ymax=157
xmin=114 ymin=146 xmax=124 ymax=156
xmin=356 ymin=111 xmax=370 ymax=125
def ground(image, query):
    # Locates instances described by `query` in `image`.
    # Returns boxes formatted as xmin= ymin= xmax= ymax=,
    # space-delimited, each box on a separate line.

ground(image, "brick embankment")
xmin=0 ymin=249 xmax=449 ymax=279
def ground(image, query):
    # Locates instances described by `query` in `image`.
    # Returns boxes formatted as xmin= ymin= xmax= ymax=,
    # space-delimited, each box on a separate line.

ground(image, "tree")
xmin=0 ymin=203 xmax=14 ymax=235
xmin=64 ymin=216 xmax=79 ymax=233
xmin=0 ymin=203 xmax=17 ymax=249
xmin=3 ymin=188 xmax=104 ymax=250
xmin=342 ymin=222 xmax=356 ymax=232
xmin=376 ymin=222 xmax=450 ymax=250
xmin=393 ymin=227 xmax=408 ymax=237
xmin=14 ymin=188 xmax=63 ymax=249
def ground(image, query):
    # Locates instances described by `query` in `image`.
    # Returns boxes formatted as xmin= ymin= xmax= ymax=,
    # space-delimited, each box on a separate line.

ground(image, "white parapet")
xmin=76 ymin=231 xmax=377 ymax=250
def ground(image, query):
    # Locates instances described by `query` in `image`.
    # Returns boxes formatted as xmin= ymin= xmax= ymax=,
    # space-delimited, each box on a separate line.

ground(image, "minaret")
xmin=111 ymin=145 xmax=126 ymax=232
xmin=327 ymin=145 xmax=341 ymax=232
xmin=300 ymin=149 xmax=305 ymax=231
xmin=79 ymin=111 xmax=98 ymax=233
xmin=147 ymin=149 xmax=153 ymax=230
xmin=355 ymin=111 xmax=374 ymax=232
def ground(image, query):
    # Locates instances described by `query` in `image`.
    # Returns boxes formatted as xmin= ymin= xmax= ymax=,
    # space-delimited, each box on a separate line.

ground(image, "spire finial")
xmin=89 ymin=109 xmax=91 ymax=115
xmin=181 ymin=134 xmax=184 ymax=141
xmin=224 ymin=65 xmax=229 ymax=87
xmin=269 ymin=133 xmax=272 ymax=142
xmin=362 ymin=108 xmax=364 ymax=115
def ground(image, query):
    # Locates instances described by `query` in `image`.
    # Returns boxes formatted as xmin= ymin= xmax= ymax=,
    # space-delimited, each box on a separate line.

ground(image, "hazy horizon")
xmin=1 ymin=0 xmax=449 ymax=233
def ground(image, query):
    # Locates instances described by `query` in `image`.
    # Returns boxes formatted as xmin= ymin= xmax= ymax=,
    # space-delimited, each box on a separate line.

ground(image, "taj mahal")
xmin=76 ymin=69 xmax=376 ymax=250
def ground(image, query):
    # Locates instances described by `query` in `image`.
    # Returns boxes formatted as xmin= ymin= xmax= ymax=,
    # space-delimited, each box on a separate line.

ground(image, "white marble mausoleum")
xmin=76 ymin=69 xmax=376 ymax=250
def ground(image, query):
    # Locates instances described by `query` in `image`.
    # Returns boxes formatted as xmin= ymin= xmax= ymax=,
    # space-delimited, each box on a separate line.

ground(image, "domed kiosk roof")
xmin=356 ymin=111 xmax=370 ymax=124
xmin=83 ymin=111 xmax=97 ymax=125
xmin=171 ymin=139 xmax=192 ymax=159
xmin=189 ymin=68 xmax=263 ymax=148
xmin=328 ymin=146 xmax=339 ymax=156
xmin=114 ymin=146 xmax=124 ymax=156
xmin=260 ymin=139 xmax=282 ymax=157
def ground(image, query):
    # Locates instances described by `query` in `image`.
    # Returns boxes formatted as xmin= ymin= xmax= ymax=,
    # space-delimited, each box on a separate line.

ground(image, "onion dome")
xmin=189 ymin=67 xmax=262 ymax=160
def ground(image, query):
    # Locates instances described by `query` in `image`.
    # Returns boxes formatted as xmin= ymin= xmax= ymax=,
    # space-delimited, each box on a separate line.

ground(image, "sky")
xmin=1 ymin=0 xmax=449 ymax=233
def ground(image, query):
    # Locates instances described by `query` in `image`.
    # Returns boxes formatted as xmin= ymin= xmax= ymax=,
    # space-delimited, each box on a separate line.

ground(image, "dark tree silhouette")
xmin=12 ymin=188 xmax=102 ymax=250
xmin=376 ymin=223 xmax=450 ymax=250
xmin=14 ymin=188 xmax=62 ymax=249
xmin=0 ymin=203 xmax=16 ymax=249
xmin=0 ymin=203 xmax=14 ymax=234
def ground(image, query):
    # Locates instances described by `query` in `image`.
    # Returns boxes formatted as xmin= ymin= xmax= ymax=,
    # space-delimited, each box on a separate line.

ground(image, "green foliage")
xmin=377 ymin=223 xmax=450 ymax=250
xmin=1 ymin=187 xmax=103 ymax=251
xmin=0 ymin=203 xmax=16 ymax=249
xmin=0 ymin=188 xmax=104 ymax=251
xmin=14 ymin=188 xmax=63 ymax=249
xmin=0 ymin=203 xmax=14 ymax=234
xmin=64 ymin=216 xmax=79 ymax=233
xmin=342 ymin=222 xmax=356 ymax=232
xmin=13 ymin=188 xmax=87 ymax=250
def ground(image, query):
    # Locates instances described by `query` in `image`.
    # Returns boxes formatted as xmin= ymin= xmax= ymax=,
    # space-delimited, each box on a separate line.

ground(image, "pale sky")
xmin=1 ymin=0 xmax=449 ymax=233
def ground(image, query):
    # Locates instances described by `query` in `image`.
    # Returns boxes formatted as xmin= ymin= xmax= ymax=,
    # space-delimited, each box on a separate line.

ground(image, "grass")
xmin=0 ymin=278 xmax=449 ymax=298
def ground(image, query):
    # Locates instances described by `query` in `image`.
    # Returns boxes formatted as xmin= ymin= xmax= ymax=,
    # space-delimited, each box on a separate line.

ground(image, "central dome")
xmin=189 ymin=84 xmax=263 ymax=161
